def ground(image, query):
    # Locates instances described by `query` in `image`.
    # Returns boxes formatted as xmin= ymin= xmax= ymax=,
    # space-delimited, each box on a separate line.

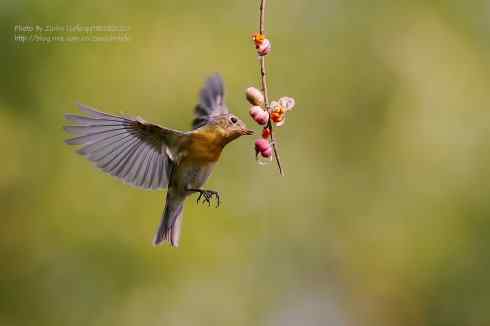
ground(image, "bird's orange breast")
xmin=184 ymin=129 xmax=225 ymax=163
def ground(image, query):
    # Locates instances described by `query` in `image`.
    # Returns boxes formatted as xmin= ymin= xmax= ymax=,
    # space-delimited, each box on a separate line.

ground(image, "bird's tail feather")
xmin=153 ymin=195 xmax=184 ymax=247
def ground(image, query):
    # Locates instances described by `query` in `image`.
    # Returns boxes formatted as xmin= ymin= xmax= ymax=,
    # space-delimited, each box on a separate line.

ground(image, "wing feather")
xmin=192 ymin=73 xmax=229 ymax=129
xmin=64 ymin=103 xmax=184 ymax=190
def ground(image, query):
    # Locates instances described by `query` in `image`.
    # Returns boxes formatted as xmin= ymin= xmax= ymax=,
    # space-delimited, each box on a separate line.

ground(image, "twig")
xmin=258 ymin=0 xmax=285 ymax=176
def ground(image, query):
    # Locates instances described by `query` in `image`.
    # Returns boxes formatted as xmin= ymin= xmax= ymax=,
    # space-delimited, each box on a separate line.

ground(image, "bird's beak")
xmin=242 ymin=128 xmax=255 ymax=135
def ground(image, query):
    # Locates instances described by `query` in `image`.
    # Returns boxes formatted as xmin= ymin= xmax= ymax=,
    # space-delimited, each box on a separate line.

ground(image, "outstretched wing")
xmin=64 ymin=103 xmax=184 ymax=190
xmin=192 ymin=73 xmax=229 ymax=129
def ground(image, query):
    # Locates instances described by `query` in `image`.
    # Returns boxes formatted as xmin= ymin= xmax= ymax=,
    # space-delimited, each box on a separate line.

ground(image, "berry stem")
xmin=258 ymin=0 xmax=285 ymax=176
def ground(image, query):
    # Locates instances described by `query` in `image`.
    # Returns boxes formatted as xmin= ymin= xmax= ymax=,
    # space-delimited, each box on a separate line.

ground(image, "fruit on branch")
xmin=249 ymin=106 xmax=269 ymax=126
xmin=252 ymin=32 xmax=271 ymax=56
xmin=246 ymin=87 xmax=265 ymax=106
xmin=262 ymin=127 xmax=271 ymax=139
xmin=270 ymin=97 xmax=296 ymax=126
xmin=255 ymin=138 xmax=273 ymax=158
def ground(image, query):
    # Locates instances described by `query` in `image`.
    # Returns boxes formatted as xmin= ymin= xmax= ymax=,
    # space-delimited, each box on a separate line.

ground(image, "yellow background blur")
xmin=2 ymin=1 xmax=490 ymax=325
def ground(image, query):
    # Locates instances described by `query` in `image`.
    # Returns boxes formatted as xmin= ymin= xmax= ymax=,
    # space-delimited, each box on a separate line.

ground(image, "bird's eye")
xmin=230 ymin=116 xmax=238 ymax=124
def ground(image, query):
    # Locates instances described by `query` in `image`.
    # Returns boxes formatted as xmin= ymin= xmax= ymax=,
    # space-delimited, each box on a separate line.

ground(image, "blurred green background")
xmin=2 ymin=0 xmax=490 ymax=325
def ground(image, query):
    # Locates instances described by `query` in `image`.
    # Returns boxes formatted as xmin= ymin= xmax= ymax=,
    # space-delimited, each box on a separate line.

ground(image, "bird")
xmin=64 ymin=74 xmax=254 ymax=247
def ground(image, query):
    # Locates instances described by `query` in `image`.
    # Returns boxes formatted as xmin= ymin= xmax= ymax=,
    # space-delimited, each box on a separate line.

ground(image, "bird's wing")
xmin=64 ymin=103 xmax=185 ymax=190
xmin=192 ymin=73 xmax=229 ymax=129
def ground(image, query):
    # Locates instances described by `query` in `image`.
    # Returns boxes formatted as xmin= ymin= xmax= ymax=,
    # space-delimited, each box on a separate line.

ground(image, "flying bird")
xmin=64 ymin=74 xmax=254 ymax=247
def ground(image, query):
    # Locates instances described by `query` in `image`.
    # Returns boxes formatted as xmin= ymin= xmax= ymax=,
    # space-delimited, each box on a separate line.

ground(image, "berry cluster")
xmin=246 ymin=87 xmax=295 ymax=159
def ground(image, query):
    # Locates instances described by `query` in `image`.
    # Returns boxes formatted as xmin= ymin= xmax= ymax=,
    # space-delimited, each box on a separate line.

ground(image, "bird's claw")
xmin=196 ymin=190 xmax=220 ymax=208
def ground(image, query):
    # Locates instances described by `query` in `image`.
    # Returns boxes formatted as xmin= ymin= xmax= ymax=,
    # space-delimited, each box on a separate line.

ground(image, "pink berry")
xmin=257 ymin=39 xmax=271 ymax=56
xmin=255 ymin=138 xmax=269 ymax=153
xmin=249 ymin=106 xmax=262 ymax=118
xmin=254 ymin=110 xmax=269 ymax=126
xmin=261 ymin=146 xmax=273 ymax=158
xmin=255 ymin=139 xmax=273 ymax=158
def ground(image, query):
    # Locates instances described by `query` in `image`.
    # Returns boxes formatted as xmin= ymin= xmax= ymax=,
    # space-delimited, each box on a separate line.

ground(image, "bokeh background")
xmin=2 ymin=1 xmax=490 ymax=325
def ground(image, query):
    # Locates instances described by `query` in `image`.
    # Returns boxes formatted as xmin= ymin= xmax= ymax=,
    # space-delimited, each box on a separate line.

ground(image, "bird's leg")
xmin=186 ymin=188 xmax=220 ymax=207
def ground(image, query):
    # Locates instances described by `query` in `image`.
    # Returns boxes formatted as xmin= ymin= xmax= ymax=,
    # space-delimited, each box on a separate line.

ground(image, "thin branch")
xmin=259 ymin=58 xmax=269 ymax=107
xmin=260 ymin=0 xmax=266 ymax=34
xmin=258 ymin=0 xmax=285 ymax=176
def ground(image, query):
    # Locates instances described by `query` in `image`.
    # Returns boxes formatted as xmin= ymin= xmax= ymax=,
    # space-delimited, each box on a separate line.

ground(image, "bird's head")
xmin=210 ymin=113 xmax=254 ymax=143
xmin=192 ymin=74 xmax=254 ymax=145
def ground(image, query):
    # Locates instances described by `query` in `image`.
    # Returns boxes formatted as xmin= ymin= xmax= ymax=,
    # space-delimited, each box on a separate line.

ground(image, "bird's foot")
xmin=187 ymin=188 xmax=220 ymax=207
